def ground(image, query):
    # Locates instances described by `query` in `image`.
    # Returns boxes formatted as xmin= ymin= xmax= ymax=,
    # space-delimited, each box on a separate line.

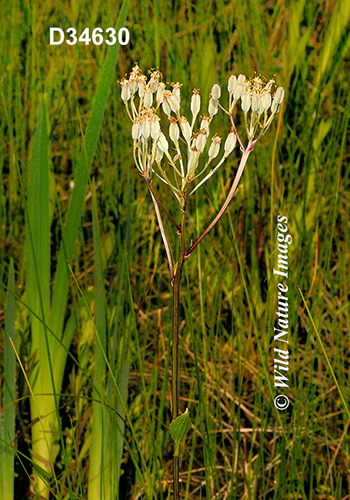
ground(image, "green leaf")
xmin=31 ymin=462 xmax=53 ymax=486
xmin=88 ymin=180 xmax=107 ymax=500
xmin=50 ymin=0 xmax=130 ymax=345
xmin=169 ymin=408 xmax=192 ymax=457
xmin=1 ymin=260 xmax=16 ymax=500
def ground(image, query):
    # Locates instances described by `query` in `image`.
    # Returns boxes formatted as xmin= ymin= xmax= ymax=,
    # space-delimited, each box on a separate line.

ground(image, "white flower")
xmin=120 ymin=79 xmax=130 ymax=101
xmin=132 ymin=119 xmax=141 ymax=140
xmin=168 ymin=93 xmax=180 ymax=114
xmin=251 ymin=93 xmax=260 ymax=113
xmin=179 ymin=116 xmax=192 ymax=142
xmin=172 ymin=82 xmax=182 ymax=104
xmin=271 ymin=87 xmax=285 ymax=113
xmin=156 ymin=82 xmax=166 ymax=105
xmin=241 ymin=91 xmax=251 ymax=113
xmin=196 ymin=130 xmax=207 ymax=153
xmin=150 ymin=115 xmax=161 ymax=140
xmin=224 ymin=131 xmax=237 ymax=156
xmin=228 ymin=75 xmax=237 ymax=94
xmin=208 ymin=97 xmax=218 ymax=116
xmin=200 ymin=116 xmax=210 ymax=135
xmin=211 ymin=84 xmax=221 ymax=100
xmin=158 ymin=132 xmax=169 ymax=153
xmin=191 ymin=89 xmax=201 ymax=117
xmin=208 ymin=135 xmax=221 ymax=160
xmin=187 ymin=148 xmax=200 ymax=178
xmin=169 ymin=119 xmax=180 ymax=143
xmin=260 ymin=92 xmax=271 ymax=111
xmin=144 ymin=88 xmax=153 ymax=108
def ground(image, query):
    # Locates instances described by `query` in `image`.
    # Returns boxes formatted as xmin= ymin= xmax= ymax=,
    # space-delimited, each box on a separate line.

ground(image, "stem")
xmin=149 ymin=190 xmax=175 ymax=283
xmin=172 ymin=205 xmax=186 ymax=499
xmin=173 ymin=456 xmax=179 ymax=500
xmin=146 ymin=178 xmax=181 ymax=231
xmin=184 ymin=143 xmax=253 ymax=257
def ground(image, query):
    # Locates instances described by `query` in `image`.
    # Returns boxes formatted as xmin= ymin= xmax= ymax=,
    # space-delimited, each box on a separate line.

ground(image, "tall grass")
xmin=0 ymin=261 xmax=15 ymax=500
xmin=1 ymin=0 xmax=350 ymax=498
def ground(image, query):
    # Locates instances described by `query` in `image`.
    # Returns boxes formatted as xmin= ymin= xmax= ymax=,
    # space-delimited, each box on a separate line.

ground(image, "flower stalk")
xmin=171 ymin=206 xmax=186 ymax=499
xmin=119 ymin=64 xmax=284 ymax=499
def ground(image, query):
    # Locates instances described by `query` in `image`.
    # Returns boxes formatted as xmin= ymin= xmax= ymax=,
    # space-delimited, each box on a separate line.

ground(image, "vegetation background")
xmin=1 ymin=0 xmax=350 ymax=499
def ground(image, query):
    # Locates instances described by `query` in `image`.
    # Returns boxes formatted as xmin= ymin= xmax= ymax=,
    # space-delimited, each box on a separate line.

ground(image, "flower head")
xmin=119 ymin=65 xmax=284 ymax=200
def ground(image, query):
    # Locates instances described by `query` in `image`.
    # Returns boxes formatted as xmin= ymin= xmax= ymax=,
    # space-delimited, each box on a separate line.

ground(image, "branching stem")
xmin=146 ymin=177 xmax=181 ymax=231
xmin=184 ymin=142 xmax=253 ymax=258
xmin=149 ymin=190 xmax=175 ymax=283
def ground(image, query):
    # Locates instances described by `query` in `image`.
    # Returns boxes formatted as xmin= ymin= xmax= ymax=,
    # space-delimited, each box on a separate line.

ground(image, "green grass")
xmin=1 ymin=0 xmax=350 ymax=498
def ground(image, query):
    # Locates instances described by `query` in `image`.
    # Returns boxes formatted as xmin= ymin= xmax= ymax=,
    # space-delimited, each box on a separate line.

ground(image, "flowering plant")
xmin=120 ymin=63 xmax=284 ymax=498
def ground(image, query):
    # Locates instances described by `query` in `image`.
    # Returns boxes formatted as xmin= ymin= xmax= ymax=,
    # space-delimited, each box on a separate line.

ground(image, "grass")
xmin=1 ymin=0 xmax=350 ymax=498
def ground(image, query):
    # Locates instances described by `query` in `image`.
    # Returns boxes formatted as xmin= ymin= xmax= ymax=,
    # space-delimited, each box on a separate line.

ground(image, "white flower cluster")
xmin=226 ymin=74 xmax=285 ymax=140
xmin=120 ymin=64 xmax=284 ymax=202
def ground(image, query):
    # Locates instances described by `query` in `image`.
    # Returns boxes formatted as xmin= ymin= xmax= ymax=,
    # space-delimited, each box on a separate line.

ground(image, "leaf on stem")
xmin=170 ymin=408 xmax=192 ymax=457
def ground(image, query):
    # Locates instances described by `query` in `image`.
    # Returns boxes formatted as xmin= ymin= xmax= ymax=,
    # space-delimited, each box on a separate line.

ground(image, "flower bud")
xmin=169 ymin=119 xmax=180 ymax=143
xmin=162 ymin=99 xmax=172 ymax=117
xmin=241 ymin=91 xmax=251 ymax=113
xmin=224 ymin=131 xmax=237 ymax=156
xmin=141 ymin=117 xmax=151 ymax=139
xmin=208 ymin=135 xmax=221 ymax=160
xmin=260 ymin=92 xmax=271 ymax=111
xmin=138 ymin=76 xmax=147 ymax=99
xmin=120 ymin=80 xmax=131 ymax=101
xmin=150 ymin=115 xmax=160 ymax=140
xmin=200 ymin=116 xmax=210 ymax=135
xmin=187 ymin=148 xmax=199 ymax=178
xmin=211 ymin=84 xmax=221 ymax=100
xmin=144 ymin=88 xmax=153 ymax=108
xmin=191 ymin=89 xmax=201 ymax=117
xmin=155 ymin=146 xmax=163 ymax=163
xmin=168 ymin=93 xmax=180 ymax=114
xmin=158 ymin=132 xmax=169 ymax=153
xmin=271 ymin=87 xmax=285 ymax=114
xmin=129 ymin=78 xmax=138 ymax=96
xmin=149 ymin=70 xmax=162 ymax=92
xmin=172 ymin=82 xmax=182 ymax=103
xmin=251 ymin=93 xmax=260 ymax=113
xmin=208 ymin=97 xmax=218 ymax=116
xmin=196 ymin=130 xmax=207 ymax=153
xmin=228 ymin=75 xmax=237 ymax=94
xmin=275 ymin=87 xmax=285 ymax=104
xmin=179 ymin=116 xmax=191 ymax=142
xmin=235 ymin=74 xmax=246 ymax=99
xmin=237 ymin=74 xmax=246 ymax=84
xmin=156 ymin=82 xmax=166 ymax=105
xmin=132 ymin=120 xmax=141 ymax=140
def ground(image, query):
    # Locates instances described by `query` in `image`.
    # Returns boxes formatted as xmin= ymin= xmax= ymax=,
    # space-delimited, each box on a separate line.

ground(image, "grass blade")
xmin=298 ymin=286 xmax=350 ymax=420
xmin=1 ymin=260 xmax=16 ymax=500
xmin=50 ymin=0 xmax=130 ymax=344
xmin=88 ymin=181 xmax=107 ymax=500
xmin=25 ymin=94 xmax=58 ymax=499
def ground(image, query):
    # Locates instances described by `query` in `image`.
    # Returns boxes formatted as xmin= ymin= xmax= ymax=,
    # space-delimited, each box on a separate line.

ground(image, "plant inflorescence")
xmin=120 ymin=63 xmax=284 ymax=204
xmin=120 ymin=63 xmax=284 ymax=499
